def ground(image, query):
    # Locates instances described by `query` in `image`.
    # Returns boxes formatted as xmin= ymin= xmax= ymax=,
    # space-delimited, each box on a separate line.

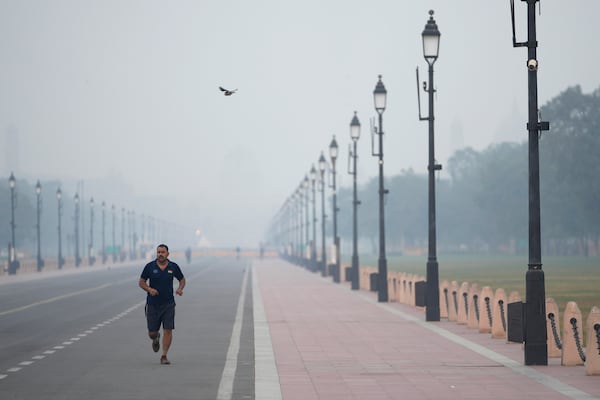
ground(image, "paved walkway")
xmin=253 ymin=258 xmax=600 ymax=400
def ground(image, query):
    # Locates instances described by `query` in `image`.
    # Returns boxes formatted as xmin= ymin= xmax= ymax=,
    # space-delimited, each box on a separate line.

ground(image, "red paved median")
xmin=253 ymin=258 xmax=599 ymax=400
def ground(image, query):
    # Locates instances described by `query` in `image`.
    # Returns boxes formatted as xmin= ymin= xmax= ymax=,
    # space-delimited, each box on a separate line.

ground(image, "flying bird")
xmin=219 ymin=86 xmax=237 ymax=96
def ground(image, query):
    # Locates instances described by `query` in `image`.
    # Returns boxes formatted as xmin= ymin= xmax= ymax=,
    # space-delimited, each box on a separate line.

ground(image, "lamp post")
xmin=121 ymin=207 xmax=125 ymax=262
xmin=35 ymin=181 xmax=44 ymax=272
xmin=372 ymin=75 xmax=388 ymax=302
xmin=89 ymin=197 xmax=95 ymax=265
xmin=303 ymin=175 xmax=310 ymax=266
xmin=8 ymin=173 xmax=18 ymax=274
xmin=510 ymin=0 xmax=549 ymax=366
xmin=349 ymin=112 xmax=361 ymax=290
xmin=57 ymin=188 xmax=64 ymax=269
xmin=74 ymin=193 xmax=81 ymax=267
xmin=310 ymin=164 xmax=317 ymax=271
xmin=318 ymin=152 xmax=327 ymax=277
xmin=418 ymin=9 xmax=442 ymax=322
xmin=329 ymin=136 xmax=340 ymax=283
xmin=101 ymin=201 xmax=106 ymax=264
xmin=111 ymin=204 xmax=117 ymax=263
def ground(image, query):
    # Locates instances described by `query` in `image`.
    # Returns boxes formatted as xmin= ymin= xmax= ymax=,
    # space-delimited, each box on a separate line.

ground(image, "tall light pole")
xmin=74 ymin=193 xmax=81 ymax=267
xmin=511 ymin=0 xmax=549 ymax=366
xmin=111 ymin=204 xmax=117 ymax=263
xmin=329 ymin=136 xmax=340 ymax=283
xmin=101 ymin=201 xmax=106 ymax=264
xmin=89 ymin=197 xmax=95 ymax=265
xmin=372 ymin=75 xmax=388 ymax=302
xmin=349 ymin=112 xmax=361 ymax=290
xmin=318 ymin=152 xmax=327 ymax=277
xmin=8 ymin=172 xmax=18 ymax=274
xmin=57 ymin=188 xmax=64 ymax=269
xmin=418 ymin=9 xmax=442 ymax=322
xmin=35 ymin=181 xmax=44 ymax=272
xmin=303 ymin=175 xmax=310 ymax=267
xmin=121 ymin=207 xmax=125 ymax=262
xmin=310 ymin=164 xmax=317 ymax=271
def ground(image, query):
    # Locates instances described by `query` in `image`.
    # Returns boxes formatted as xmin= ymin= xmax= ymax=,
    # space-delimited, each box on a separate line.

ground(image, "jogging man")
xmin=139 ymin=244 xmax=186 ymax=365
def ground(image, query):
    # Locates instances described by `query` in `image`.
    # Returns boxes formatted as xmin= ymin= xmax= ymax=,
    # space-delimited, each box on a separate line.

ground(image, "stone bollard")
xmin=400 ymin=273 xmax=408 ymax=304
xmin=439 ymin=280 xmax=449 ymax=319
xmin=545 ymin=298 xmax=562 ymax=358
xmin=478 ymin=286 xmax=494 ymax=333
xmin=448 ymin=281 xmax=459 ymax=322
xmin=585 ymin=306 xmax=600 ymax=376
xmin=491 ymin=288 xmax=508 ymax=339
xmin=508 ymin=290 xmax=521 ymax=304
xmin=562 ymin=301 xmax=585 ymax=366
xmin=467 ymin=283 xmax=480 ymax=329
xmin=407 ymin=274 xmax=415 ymax=307
xmin=457 ymin=282 xmax=470 ymax=325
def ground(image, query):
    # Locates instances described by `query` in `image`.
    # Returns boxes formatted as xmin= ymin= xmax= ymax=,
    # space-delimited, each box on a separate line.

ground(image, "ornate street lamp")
xmin=8 ymin=173 xmax=18 ymax=274
xmin=35 ymin=181 xmax=44 ymax=272
xmin=111 ymin=204 xmax=117 ymax=263
xmin=101 ymin=201 xmax=107 ymax=264
xmin=310 ymin=164 xmax=317 ymax=271
xmin=121 ymin=207 xmax=126 ymax=262
xmin=318 ymin=152 xmax=327 ymax=276
xmin=372 ymin=75 xmax=388 ymax=302
xmin=348 ymin=112 xmax=361 ymax=290
xmin=329 ymin=135 xmax=340 ymax=283
xmin=303 ymin=175 xmax=310 ymax=266
xmin=89 ymin=197 xmax=95 ymax=265
xmin=74 ymin=193 xmax=81 ymax=267
xmin=57 ymin=188 xmax=64 ymax=269
xmin=510 ymin=0 xmax=550 ymax=366
xmin=418 ymin=9 xmax=442 ymax=322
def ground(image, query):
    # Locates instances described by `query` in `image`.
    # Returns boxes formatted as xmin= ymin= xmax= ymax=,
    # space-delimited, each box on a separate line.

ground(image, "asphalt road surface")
xmin=0 ymin=256 xmax=255 ymax=400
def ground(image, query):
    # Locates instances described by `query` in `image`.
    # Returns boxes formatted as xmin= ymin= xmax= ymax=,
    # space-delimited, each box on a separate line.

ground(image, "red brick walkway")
xmin=253 ymin=258 xmax=599 ymax=400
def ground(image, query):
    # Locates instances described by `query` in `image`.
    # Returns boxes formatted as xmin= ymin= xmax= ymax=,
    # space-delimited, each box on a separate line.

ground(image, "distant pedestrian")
xmin=138 ymin=244 xmax=186 ymax=365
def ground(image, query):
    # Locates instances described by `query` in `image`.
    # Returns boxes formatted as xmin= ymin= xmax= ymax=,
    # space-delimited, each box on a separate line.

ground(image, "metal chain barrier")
xmin=485 ymin=297 xmax=493 ymax=327
xmin=443 ymin=288 xmax=449 ymax=316
xmin=548 ymin=312 xmax=563 ymax=350
xmin=452 ymin=291 xmax=458 ymax=315
xmin=594 ymin=323 xmax=600 ymax=356
xmin=570 ymin=317 xmax=586 ymax=362
xmin=473 ymin=294 xmax=480 ymax=323
xmin=499 ymin=300 xmax=506 ymax=332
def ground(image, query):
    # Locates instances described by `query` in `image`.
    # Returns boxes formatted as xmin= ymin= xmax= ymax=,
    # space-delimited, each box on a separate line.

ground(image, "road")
xmin=0 ymin=257 xmax=255 ymax=400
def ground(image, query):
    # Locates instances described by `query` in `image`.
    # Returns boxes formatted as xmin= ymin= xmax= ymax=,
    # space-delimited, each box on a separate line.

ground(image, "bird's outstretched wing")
xmin=219 ymin=86 xmax=237 ymax=96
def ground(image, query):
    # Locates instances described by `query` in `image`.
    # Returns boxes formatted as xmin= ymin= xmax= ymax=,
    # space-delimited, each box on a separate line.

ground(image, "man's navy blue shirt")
xmin=140 ymin=260 xmax=184 ymax=305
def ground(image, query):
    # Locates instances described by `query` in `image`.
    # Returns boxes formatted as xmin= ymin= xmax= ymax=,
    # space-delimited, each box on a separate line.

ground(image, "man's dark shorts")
xmin=146 ymin=302 xmax=175 ymax=331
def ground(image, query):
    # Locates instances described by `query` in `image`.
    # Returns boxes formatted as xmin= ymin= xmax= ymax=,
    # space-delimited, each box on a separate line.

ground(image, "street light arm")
xmin=370 ymin=117 xmax=380 ymax=157
xmin=510 ymin=0 xmax=529 ymax=48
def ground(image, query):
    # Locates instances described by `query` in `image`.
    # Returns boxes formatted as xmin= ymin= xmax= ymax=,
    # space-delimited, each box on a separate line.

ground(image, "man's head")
xmin=156 ymin=244 xmax=169 ymax=262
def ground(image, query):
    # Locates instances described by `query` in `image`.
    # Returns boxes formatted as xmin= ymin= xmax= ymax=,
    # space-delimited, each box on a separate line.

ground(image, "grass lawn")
xmin=351 ymin=254 xmax=600 ymax=321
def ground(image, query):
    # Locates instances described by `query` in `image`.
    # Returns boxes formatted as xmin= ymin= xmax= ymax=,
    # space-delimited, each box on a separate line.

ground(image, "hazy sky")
xmin=1 ymin=0 xmax=599 ymax=248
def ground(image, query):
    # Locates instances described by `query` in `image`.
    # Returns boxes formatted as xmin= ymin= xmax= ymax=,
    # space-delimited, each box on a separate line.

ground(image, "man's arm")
xmin=176 ymin=277 xmax=186 ymax=296
xmin=139 ymin=278 xmax=158 ymax=296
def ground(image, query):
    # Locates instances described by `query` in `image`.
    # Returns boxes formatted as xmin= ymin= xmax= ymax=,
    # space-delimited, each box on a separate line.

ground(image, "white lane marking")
xmin=0 ymin=283 xmax=113 ymax=316
xmin=357 ymin=291 xmax=598 ymax=400
xmin=7 ymin=367 xmax=21 ymax=372
xmin=19 ymin=361 xmax=34 ymax=366
xmin=32 ymin=356 xmax=45 ymax=360
xmin=62 ymin=341 xmax=72 ymax=345
xmin=252 ymin=264 xmax=283 ymax=400
xmin=217 ymin=265 xmax=249 ymax=400
xmin=53 ymin=346 xmax=64 ymax=349
xmin=43 ymin=350 xmax=55 ymax=354
xmin=0 ymin=375 xmax=7 ymax=380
